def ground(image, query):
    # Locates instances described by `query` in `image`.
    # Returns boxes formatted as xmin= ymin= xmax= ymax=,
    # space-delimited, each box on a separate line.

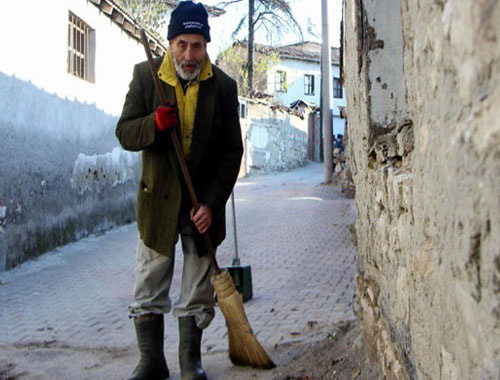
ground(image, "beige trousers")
xmin=128 ymin=217 xmax=215 ymax=329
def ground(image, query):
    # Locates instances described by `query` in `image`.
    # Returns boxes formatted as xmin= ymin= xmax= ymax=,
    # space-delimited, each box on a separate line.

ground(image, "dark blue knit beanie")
xmin=167 ymin=1 xmax=211 ymax=42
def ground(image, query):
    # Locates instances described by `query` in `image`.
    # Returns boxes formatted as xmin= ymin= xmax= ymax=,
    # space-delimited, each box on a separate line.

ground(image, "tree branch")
xmin=231 ymin=15 xmax=247 ymax=39
xmin=216 ymin=0 xmax=244 ymax=8
xmin=253 ymin=11 xmax=273 ymax=27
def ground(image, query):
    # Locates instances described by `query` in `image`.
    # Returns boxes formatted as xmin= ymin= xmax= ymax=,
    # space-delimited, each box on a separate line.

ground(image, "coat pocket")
xmin=140 ymin=179 xmax=152 ymax=193
xmin=137 ymin=179 xmax=154 ymax=225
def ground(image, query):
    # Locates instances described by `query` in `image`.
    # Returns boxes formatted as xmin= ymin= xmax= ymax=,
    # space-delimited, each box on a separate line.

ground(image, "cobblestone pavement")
xmin=0 ymin=162 xmax=357 ymax=379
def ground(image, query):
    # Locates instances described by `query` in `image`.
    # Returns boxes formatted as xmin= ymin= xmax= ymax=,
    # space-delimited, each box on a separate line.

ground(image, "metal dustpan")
xmin=224 ymin=190 xmax=253 ymax=302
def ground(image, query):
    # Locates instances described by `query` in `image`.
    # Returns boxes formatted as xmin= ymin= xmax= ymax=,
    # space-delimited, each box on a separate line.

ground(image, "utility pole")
xmin=247 ymin=0 xmax=255 ymax=96
xmin=321 ymin=0 xmax=333 ymax=183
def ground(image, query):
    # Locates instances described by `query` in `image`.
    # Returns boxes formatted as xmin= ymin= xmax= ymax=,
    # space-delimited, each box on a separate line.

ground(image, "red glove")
xmin=155 ymin=104 xmax=180 ymax=132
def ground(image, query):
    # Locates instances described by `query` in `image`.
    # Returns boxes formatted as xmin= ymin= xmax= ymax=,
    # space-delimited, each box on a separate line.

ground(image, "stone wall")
xmin=343 ymin=0 xmax=500 ymax=379
xmin=239 ymin=100 xmax=309 ymax=177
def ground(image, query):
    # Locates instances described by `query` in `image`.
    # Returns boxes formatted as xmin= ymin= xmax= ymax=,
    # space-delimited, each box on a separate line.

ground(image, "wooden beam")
xmin=100 ymin=1 xmax=113 ymax=15
xmin=154 ymin=46 xmax=165 ymax=57
xmin=86 ymin=0 xmax=168 ymax=54
xmin=122 ymin=20 xmax=135 ymax=34
xmin=112 ymin=10 xmax=124 ymax=25
xmin=148 ymin=39 xmax=157 ymax=51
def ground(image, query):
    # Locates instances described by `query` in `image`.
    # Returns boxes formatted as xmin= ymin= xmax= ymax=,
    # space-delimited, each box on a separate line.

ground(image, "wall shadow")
xmin=0 ymin=72 xmax=139 ymax=270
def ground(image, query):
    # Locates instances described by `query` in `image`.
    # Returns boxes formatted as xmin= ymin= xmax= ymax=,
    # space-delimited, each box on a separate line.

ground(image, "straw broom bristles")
xmin=211 ymin=269 xmax=276 ymax=369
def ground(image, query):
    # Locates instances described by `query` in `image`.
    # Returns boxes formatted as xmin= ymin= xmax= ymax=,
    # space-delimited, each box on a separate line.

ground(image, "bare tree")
xmin=218 ymin=0 xmax=302 ymax=96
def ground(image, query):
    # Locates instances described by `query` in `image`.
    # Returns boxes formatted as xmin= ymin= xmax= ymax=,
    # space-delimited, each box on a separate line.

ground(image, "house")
xmin=220 ymin=41 xmax=346 ymax=137
xmin=0 ymin=0 xmax=221 ymax=270
xmin=265 ymin=41 xmax=346 ymax=138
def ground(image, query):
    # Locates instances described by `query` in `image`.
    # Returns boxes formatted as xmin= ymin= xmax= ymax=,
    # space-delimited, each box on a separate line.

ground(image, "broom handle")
xmin=140 ymin=29 xmax=221 ymax=274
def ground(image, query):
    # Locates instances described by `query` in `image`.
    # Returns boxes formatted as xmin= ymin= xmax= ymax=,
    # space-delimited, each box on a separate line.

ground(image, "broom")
xmin=139 ymin=29 xmax=275 ymax=370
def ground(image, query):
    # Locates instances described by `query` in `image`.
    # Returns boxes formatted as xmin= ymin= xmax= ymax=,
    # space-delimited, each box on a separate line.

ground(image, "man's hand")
xmin=190 ymin=204 xmax=213 ymax=234
xmin=155 ymin=104 xmax=180 ymax=132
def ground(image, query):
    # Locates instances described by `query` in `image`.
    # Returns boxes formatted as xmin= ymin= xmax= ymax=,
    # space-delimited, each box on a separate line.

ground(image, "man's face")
xmin=169 ymin=34 xmax=207 ymax=81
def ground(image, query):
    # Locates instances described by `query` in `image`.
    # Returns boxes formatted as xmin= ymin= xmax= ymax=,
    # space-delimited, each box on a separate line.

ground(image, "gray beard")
xmin=172 ymin=55 xmax=202 ymax=81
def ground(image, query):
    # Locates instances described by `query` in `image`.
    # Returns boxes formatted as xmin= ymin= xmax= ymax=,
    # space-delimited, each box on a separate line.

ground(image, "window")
xmin=68 ymin=12 xmax=95 ymax=82
xmin=238 ymin=102 xmax=247 ymax=119
xmin=275 ymin=70 xmax=287 ymax=93
xmin=304 ymin=74 xmax=315 ymax=95
xmin=333 ymin=77 xmax=343 ymax=98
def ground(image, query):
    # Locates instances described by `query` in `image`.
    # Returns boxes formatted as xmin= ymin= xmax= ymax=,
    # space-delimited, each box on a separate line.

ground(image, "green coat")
xmin=116 ymin=57 xmax=243 ymax=256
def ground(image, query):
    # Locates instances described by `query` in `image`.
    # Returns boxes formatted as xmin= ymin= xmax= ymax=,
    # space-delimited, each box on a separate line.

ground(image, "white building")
xmin=263 ymin=42 xmax=346 ymax=137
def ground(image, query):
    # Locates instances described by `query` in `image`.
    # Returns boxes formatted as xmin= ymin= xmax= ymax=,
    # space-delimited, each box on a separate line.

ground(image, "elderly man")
xmin=115 ymin=2 xmax=243 ymax=379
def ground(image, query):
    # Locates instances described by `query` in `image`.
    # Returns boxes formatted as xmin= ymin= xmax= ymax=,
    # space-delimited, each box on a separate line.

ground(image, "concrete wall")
xmin=0 ymin=0 xmax=147 ymax=270
xmin=343 ymin=0 xmax=500 ymax=378
xmin=239 ymin=100 xmax=309 ymax=177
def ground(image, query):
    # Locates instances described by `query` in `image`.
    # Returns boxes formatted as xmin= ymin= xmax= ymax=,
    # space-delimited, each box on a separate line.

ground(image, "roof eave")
xmin=88 ymin=0 xmax=166 ymax=56
xmin=87 ymin=0 xmax=225 ymax=57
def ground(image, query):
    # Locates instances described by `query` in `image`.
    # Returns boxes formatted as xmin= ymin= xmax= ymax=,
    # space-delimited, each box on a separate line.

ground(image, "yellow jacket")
xmin=157 ymin=50 xmax=213 ymax=157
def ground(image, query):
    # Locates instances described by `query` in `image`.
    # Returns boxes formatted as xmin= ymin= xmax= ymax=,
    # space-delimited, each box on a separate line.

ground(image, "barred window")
xmin=333 ymin=77 xmax=343 ymax=98
xmin=68 ymin=12 xmax=95 ymax=82
xmin=304 ymin=74 xmax=315 ymax=95
xmin=275 ymin=70 xmax=287 ymax=93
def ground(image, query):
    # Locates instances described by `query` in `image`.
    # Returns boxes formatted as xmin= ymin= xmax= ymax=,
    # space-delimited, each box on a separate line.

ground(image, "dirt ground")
xmin=271 ymin=320 xmax=381 ymax=380
xmin=0 ymin=319 xmax=381 ymax=380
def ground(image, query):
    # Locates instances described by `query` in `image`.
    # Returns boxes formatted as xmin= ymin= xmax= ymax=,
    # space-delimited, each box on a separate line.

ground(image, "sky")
xmin=201 ymin=0 xmax=343 ymax=58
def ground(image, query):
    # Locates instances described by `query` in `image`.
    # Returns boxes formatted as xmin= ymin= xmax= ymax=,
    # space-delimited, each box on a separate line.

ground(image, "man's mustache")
xmin=181 ymin=60 xmax=201 ymax=67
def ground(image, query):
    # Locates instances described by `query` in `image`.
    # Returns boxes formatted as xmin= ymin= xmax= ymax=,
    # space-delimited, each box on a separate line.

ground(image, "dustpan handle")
xmin=231 ymin=191 xmax=240 ymax=266
xmin=140 ymin=29 xmax=220 ymax=273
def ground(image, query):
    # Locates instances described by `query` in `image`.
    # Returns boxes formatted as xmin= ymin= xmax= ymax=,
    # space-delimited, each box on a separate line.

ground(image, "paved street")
xmin=0 ymin=162 xmax=357 ymax=379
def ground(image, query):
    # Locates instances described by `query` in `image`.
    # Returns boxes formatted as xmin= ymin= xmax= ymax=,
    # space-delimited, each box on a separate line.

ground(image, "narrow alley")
xmin=0 ymin=163 xmax=369 ymax=380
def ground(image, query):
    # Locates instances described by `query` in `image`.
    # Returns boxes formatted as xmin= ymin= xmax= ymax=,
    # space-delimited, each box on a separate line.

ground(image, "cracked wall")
xmin=343 ymin=0 xmax=500 ymax=378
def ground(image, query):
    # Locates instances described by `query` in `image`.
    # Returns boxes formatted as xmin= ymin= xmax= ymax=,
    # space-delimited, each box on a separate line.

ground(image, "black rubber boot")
xmin=178 ymin=316 xmax=207 ymax=380
xmin=128 ymin=314 xmax=170 ymax=380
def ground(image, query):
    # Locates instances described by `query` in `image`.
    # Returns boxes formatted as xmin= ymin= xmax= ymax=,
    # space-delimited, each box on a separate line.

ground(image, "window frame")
xmin=304 ymin=74 xmax=315 ymax=95
xmin=275 ymin=70 xmax=287 ymax=93
xmin=67 ymin=12 xmax=95 ymax=83
xmin=333 ymin=77 xmax=343 ymax=99
xmin=238 ymin=102 xmax=247 ymax=119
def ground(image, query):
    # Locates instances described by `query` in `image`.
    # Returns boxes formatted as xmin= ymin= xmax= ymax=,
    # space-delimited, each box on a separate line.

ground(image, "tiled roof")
xmin=236 ymin=40 xmax=340 ymax=65
xmin=278 ymin=41 xmax=341 ymax=64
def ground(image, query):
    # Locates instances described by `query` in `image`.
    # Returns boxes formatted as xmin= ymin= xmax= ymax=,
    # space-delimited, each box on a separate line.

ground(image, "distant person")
xmin=335 ymin=134 xmax=344 ymax=152
xmin=115 ymin=2 xmax=243 ymax=379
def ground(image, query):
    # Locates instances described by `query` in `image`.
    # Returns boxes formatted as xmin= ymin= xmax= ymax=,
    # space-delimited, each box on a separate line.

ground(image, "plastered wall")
xmin=239 ymin=101 xmax=309 ymax=177
xmin=0 ymin=0 xmax=146 ymax=270
xmin=343 ymin=0 xmax=500 ymax=378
